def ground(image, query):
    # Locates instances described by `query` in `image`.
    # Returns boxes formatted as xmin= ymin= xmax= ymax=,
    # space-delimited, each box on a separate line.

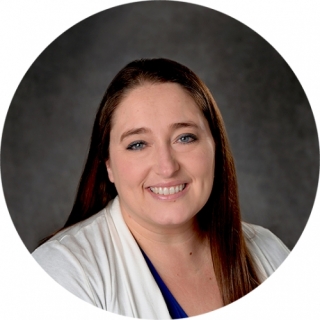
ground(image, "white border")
xmin=1 ymin=1 xmax=319 ymax=319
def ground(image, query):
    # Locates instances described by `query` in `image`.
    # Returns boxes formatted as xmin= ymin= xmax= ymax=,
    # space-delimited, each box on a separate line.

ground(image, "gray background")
xmin=1 ymin=1 xmax=318 ymax=252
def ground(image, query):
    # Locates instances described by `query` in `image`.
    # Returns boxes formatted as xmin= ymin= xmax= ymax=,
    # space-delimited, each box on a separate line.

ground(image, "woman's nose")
xmin=154 ymin=144 xmax=179 ymax=177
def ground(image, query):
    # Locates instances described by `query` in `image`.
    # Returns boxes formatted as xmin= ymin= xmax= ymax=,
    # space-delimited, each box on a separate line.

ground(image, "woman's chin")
xmin=146 ymin=211 xmax=197 ymax=230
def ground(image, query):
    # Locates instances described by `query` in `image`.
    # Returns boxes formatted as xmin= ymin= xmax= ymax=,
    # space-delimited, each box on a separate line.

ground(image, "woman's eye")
xmin=126 ymin=141 xmax=146 ymax=150
xmin=177 ymin=134 xmax=197 ymax=144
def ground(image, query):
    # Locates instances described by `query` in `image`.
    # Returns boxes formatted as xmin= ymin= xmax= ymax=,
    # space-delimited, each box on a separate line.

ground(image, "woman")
xmin=33 ymin=58 xmax=289 ymax=319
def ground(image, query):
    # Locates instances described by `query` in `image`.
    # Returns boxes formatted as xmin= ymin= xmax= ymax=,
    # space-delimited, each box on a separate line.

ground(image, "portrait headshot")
xmin=0 ymin=1 xmax=319 ymax=319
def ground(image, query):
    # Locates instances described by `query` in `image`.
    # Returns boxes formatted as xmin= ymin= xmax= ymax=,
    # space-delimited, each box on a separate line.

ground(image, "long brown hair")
xmin=63 ymin=58 xmax=261 ymax=305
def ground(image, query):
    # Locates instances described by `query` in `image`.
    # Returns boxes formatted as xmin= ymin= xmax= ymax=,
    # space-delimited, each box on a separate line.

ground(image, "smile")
xmin=150 ymin=184 xmax=186 ymax=195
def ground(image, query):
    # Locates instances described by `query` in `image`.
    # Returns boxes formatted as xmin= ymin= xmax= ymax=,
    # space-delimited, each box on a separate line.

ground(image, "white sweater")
xmin=32 ymin=197 xmax=290 ymax=319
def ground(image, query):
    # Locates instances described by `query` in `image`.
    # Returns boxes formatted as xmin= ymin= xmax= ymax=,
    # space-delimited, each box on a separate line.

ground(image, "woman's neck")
xmin=120 ymin=205 xmax=209 ymax=269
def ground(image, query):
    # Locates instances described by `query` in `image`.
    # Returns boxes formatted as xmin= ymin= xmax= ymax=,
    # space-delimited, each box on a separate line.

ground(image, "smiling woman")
xmin=106 ymin=83 xmax=215 ymax=230
xmin=32 ymin=58 xmax=289 ymax=318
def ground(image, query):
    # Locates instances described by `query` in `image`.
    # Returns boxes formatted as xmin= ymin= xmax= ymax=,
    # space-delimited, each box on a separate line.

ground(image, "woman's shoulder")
xmin=242 ymin=222 xmax=290 ymax=276
xmin=33 ymin=207 xmax=109 ymax=260
xmin=32 ymin=198 xmax=120 ymax=263
xmin=31 ymin=204 xmax=115 ymax=308
xmin=47 ymin=207 xmax=108 ymax=245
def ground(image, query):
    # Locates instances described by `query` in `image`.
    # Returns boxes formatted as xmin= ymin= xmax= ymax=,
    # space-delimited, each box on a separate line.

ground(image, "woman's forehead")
xmin=110 ymin=83 xmax=207 ymax=132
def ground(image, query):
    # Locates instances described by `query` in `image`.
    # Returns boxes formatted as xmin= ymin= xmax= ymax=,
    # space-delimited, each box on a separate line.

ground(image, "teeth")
xmin=150 ymin=184 xmax=185 ymax=195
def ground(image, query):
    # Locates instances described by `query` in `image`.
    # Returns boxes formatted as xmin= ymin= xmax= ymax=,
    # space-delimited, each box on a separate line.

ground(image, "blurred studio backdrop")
xmin=1 ymin=1 xmax=319 ymax=252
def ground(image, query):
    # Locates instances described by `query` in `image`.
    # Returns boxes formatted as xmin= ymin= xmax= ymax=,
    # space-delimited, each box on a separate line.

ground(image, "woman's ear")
xmin=105 ymin=160 xmax=115 ymax=183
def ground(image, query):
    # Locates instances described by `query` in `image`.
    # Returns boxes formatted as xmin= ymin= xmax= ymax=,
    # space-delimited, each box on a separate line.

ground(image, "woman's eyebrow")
xmin=120 ymin=127 xmax=151 ymax=142
xmin=120 ymin=122 xmax=199 ymax=142
xmin=169 ymin=121 xmax=199 ymax=130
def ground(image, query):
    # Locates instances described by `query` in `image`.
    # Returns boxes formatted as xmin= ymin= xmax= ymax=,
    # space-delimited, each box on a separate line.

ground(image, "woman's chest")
xmin=159 ymin=264 xmax=223 ymax=316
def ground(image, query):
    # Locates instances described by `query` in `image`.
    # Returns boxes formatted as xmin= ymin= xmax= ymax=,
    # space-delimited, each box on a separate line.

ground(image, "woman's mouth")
xmin=149 ymin=184 xmax=186 ymax=195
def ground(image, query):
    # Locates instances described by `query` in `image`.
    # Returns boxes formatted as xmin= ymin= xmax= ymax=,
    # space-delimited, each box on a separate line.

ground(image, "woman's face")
xmin=106 ymin=82 xmax=215 ymax=232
